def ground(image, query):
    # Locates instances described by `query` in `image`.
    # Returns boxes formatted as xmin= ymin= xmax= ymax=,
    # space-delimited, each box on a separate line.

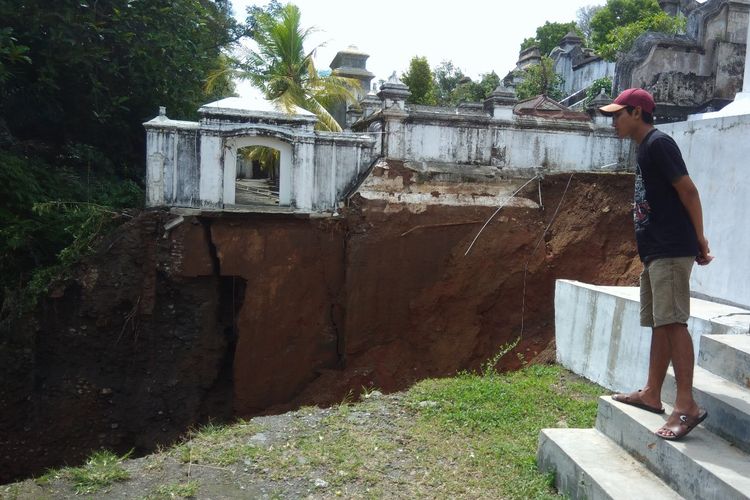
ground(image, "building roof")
xmin=513 ymin=95 xmax=590 ymax=121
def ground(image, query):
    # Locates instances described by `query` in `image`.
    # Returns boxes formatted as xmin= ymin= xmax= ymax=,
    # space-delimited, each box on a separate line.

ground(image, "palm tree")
xmin=240 ymin=4 xmax=360 ymax=132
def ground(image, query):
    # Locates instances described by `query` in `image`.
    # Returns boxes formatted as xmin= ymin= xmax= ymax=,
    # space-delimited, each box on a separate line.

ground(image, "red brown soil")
xmin=0 ymin=172 xmax=639 ymax=483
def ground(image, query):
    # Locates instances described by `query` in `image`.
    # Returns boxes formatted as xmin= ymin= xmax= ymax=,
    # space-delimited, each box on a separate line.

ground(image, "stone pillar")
xmin=516 ymin=46 xmax=541 ymax=70
xmin=377 ymin=73 xmax=411 ymax=159
xmin=589 ymin=88 xmax=614 ymax=127
xmin=558 ymin=31 xmax=583 ymax=52
xmin=198 ymin=130 xmax=225 ymax=207
xmin=345 ymin=104 xmax=363 ymax=129
xmin=291 ymin=140 xmax=315 ymax=210
xmin=359 ymin=89 xmax=382 ymax=119
xmin=744 ymin=12 xmax=750 ymax=93
xmin=484 ymin=85 xmax=518 ymax=121
xmin=329 ymin=46 xmax=375 ymax=129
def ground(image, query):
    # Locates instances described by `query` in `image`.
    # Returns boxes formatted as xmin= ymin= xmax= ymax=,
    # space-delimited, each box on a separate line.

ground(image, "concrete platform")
xmin=555 ymin=280 xmax=750 ymax=393
xmin=537 ymin=428 xmax=681 ymax=500
xmin=596 ymin=397 xmax=750 ymax=500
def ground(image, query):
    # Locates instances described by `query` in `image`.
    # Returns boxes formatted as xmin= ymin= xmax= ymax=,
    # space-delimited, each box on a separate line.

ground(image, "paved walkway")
xmin=235 ymin=178 xmax=279 ymax=206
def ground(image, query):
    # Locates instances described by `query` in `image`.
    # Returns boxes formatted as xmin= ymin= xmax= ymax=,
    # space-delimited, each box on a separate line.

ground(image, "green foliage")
xmin=0 ymin=28 xmax=31 ymax=83
xmin=589 ymin=0 xmax=663 ymax=51
xmin=432 ymin=61 xmax=500 ymax=106
xmin=0 ymin=150 xmax=143 ymax=310
xmin=526 ymin=21 xmax=583 ymax=57
xmin=576 ymin=5 xmax=603 ymax=44
xmin=596 ymin=11 xmax=686 ymax=60
xmin=520 ymin=37 xmax=539 ymax=52
xmin=401 ymin=56 xmax=437 ymax=105
xmin=515 ymin=56 xmax=565 ymax=101
xmin=0 ymin=0 xmax=241 ymax=173
xmin=239 ymin=3 xmax=360 ymax=131
xmin=433 ymin=60 xmax=465 ymax=105
xmin=0 ymin=1 xmax=247 ymax=313
xmin=584 ymin=76 xmax=613 ymax=107
xmin=239 ymin=145 xmax=279 ymax=173
xmin=451 ymin=71 xmax=502 ymax=105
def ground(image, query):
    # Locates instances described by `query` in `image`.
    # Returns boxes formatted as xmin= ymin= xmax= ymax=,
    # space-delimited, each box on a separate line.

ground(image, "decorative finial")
xmin=388 ymin=71 xmax=398 ymax=83
xmin=159 ymin=106 xmax=166 ymax=117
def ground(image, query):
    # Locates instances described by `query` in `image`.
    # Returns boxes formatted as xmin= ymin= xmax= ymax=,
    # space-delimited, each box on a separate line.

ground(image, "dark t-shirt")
xmin=633 ymin=129 xmax=699 ymax=262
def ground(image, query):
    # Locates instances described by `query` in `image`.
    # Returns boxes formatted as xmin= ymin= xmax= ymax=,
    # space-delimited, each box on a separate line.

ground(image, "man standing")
xmin=599 ymin=88 xmax=713 ymax=440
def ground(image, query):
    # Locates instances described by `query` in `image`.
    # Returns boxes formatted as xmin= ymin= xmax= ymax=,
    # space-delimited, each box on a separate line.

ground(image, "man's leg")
xmin=655 ymin=322 xmax=702 ymax=438
xmin=638 ymin=327 xmax=671 ymax=409
xmin=650 ymin=256 xmax=704 ymax=439
xmin=612 ymin=261 xmax=666 ymax=411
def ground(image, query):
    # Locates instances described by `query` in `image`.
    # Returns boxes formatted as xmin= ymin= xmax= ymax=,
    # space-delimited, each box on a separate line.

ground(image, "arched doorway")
xmin=235 ymin=145 xmax=280 ymax=206
xmin=223 ymin=136 xmax=292 ymax=207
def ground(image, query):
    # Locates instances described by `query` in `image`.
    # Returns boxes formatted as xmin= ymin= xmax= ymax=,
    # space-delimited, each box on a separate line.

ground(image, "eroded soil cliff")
xmin=0 ymin=172 xmax=639 ymax=483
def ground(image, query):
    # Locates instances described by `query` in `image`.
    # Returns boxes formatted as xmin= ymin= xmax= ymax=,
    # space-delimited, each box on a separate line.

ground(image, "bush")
xmin=0 ymin=149 xmax=143 ymax=311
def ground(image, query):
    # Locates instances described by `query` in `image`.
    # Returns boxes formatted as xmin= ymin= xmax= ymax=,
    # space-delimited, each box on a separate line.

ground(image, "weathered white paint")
xmin=199 ymin=134 xmax=223 ymax=206
xmin=369 ymin=110 xmax=633 ymax=171
xmin=144 ymin=97 xmax=375 ymax=211
xmin=556 ymin=56 xmax=616 ymax=97
xmin=554 ymin=280 xmax=750 ymax=392
xmin=660 ymin=114 xmax=750 ymax=307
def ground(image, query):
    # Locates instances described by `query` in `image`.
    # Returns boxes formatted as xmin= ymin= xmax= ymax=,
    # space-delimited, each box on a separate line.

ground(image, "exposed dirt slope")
xmin=0 ymin=172 xmax=639 ymax=483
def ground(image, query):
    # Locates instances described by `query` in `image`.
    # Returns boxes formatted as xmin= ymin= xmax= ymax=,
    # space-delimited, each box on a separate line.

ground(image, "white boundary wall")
xmin=660 ymin=114 xmax=750 ymax=308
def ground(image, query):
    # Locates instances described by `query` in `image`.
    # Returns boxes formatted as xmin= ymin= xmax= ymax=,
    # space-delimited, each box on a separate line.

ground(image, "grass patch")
xmin=51 ymin=449 xmax=131 ymax=495
xmin=174 ymin=420 xmax=262 ymax=467
xmin=147 ymin=480 xmax=200 ymax=499
xmin=405 ymin=363 xmax=606 ymax=498
xmin=17 ymin=363 xmax=605 ymax=499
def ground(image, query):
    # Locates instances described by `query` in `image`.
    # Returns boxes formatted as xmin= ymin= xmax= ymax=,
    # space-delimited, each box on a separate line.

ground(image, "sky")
xmin=231 ymin=0 xmax=607 ymax=95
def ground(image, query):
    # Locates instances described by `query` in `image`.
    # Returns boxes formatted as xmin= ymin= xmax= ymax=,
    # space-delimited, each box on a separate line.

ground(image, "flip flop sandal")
xmin=656 ymin=409 xmax=708 ymax=441
xmin=611 ymin=390 xmax=665 ymax=414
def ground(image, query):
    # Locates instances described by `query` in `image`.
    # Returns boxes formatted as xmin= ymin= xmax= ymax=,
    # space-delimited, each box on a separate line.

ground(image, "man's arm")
xmin=673 ymin=175 xmax=713 ymax=265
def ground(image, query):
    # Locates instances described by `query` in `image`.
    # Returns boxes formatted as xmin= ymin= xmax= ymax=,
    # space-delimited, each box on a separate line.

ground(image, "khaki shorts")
xmin=640 ymin=256 xmax=694 ymax=328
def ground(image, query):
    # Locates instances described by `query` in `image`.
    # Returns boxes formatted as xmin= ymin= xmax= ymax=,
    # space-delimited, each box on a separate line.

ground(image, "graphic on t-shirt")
xmin=634 ymin=163 xmax=650 ymax=229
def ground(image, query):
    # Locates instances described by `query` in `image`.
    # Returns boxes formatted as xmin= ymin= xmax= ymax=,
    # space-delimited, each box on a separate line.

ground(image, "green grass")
xmin=174 ymin=421 xmax=261 ymax=467
xmin=147 ymin=480 xmax=199 ymax=499
xmin=52 ymin=449 xmax=131 ymax=495
xmin=17 ymin=363 xmax=605 ymax=499
xmin=405 ymin=363 xmax=606 ymax=498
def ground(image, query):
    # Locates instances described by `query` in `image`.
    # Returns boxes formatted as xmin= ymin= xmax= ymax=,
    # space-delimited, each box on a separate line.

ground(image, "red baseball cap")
xmin=599 ymin=88 xmax=655 ymax=114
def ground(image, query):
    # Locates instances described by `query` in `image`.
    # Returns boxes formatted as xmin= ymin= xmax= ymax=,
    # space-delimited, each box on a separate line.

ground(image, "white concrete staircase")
xmin=538 ymin=280 xmax=750 ymax=499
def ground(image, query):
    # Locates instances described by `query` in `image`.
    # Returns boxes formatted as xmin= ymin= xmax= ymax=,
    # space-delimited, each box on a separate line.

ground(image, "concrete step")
xmin=699 ymin=334 xmax=750 ymax=388
xmin=663 ymin=364 xmax=750 ymax=455
xmin=537 ymin=428 xmax=682 ymax=500
xmin=596 ymin=396 xmax=750 ymax=500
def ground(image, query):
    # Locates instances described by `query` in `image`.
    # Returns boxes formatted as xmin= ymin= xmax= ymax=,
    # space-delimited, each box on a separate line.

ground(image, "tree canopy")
xmin=0 ymin=0 xmax=242 ymax=310
xmin=239 ymin=3 xmax=359 ymax=131
xmin=589 ymin=0 xmax=663 ymax=48
xmin=576 ymin=5 xmax=603 ymax=44
xmin=0 ymin=0 xmax=241 ymax=171
xmin=519 ymin=21 xmax=583 ymax=57
xmin=515 ymin=56 xmax=565 ymax=101
xmin=401 ymin=56 xmax=437 ymax=105
xmin=588 ymin=0 xmax=685 ymax=60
